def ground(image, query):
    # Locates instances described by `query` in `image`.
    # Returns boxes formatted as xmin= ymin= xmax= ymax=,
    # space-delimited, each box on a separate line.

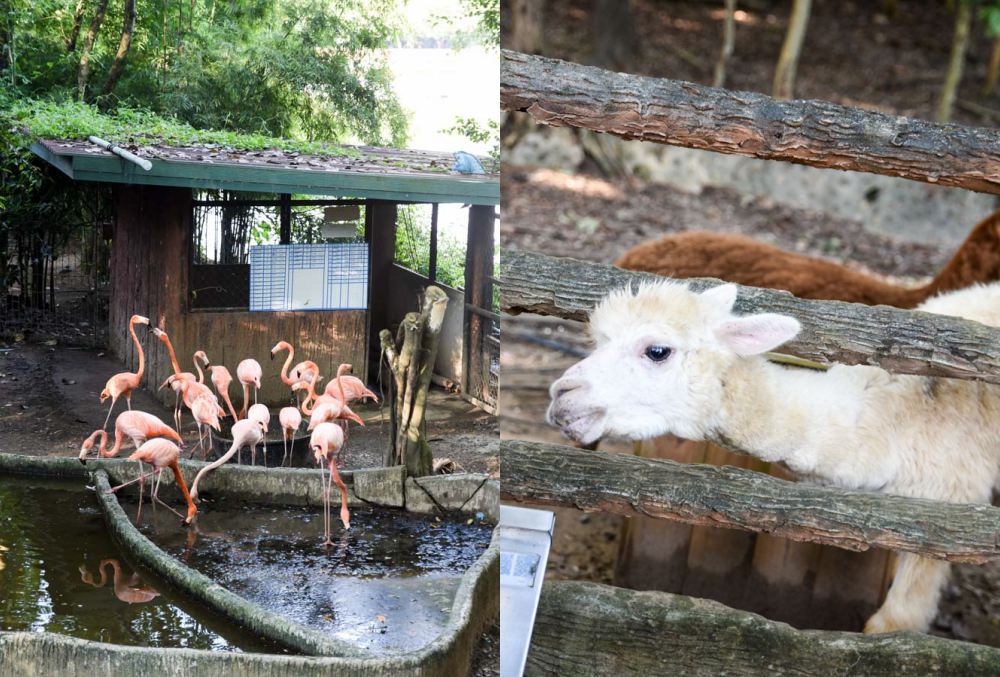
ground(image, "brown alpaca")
xmin=615 ymin=209 xmax=1000 ymax=308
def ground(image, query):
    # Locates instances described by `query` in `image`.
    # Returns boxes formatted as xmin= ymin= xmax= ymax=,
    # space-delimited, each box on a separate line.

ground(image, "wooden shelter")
xmin=31 ymin=139 xmax=499 ymax=408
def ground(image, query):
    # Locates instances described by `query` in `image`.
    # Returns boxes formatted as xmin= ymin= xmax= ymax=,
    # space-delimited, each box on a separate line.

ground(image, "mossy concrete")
xmin=405 ymin=474 xmax=498 ymax=521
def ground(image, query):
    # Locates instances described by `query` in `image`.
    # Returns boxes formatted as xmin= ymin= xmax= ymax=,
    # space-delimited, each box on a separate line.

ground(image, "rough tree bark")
xmin=76 ymin=0 xmax=109 ymax=100
xmin=379 ymin=285 xmax=449 ymax=477
xmin=501 ymin=249 xmax=1000 ymax=384
xmin=772 ymin=0 xmax=811 ymax=99
xmin=501 ymin=49 xmax=1000 ymax=195
xmin=502 ymin=440 xmax=1000 ymax=563
xmin=99 ymin=0 xmax=137 ymax=98
xmin=508 ymin=0 xmax=544 ymax=54
xmin=712 ymin=0 xmax=737 ymax=88
xmin=66 ymin=0 xmax=87 ymax=51
xmin=529 ymin=581 xmax=1000 ymax=676
xmin=937 ymin=0 xmax=973 ymax=123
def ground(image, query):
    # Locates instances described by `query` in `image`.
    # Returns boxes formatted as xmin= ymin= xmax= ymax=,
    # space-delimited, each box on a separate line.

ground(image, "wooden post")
xmin=464 ymin=205 xmax=495 ymax=402
xmin=366 ymin=200 xmax=396 ymax=384
xmin=380 ymin=285 xmax=449 ymax=475
xmin=429 ymin=203 xmax=439 ymax=282
xmin=772 ymin=0 xmax=811 ymax=100
xmin=279 ymin=193 xmax=291 ymax=244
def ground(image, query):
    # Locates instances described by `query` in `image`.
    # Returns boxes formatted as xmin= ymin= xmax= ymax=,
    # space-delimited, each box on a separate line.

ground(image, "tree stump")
xmin=379 ymin=285 xmax=449 ymax=476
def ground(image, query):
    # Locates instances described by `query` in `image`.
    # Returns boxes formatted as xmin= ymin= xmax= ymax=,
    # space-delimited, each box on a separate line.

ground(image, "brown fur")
xmin=615 ymin=210 xmax=1000 ymax=308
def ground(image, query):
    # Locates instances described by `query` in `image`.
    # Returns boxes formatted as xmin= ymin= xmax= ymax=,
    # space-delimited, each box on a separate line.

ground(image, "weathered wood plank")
xmin=501 ymin=49 xmax=1000 ymax=195
xmin=500 ymin=439 xmax=1000 ymax=563
xmin=501 ymin=249 xmax=1000 ymax=383
xmin=528 ymin=580 xmax=1000 ymax=676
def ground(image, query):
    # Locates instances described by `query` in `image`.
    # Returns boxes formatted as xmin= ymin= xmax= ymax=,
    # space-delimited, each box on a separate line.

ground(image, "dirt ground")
xmin=505 ymin=0 xmax=1000 ymax=128
xmin=501 ymin=169 xmax=1000 ymax=646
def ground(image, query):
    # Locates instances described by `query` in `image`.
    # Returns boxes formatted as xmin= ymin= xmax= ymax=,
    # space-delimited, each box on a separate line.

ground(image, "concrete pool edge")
xmin=0 ymin=452 xmax=500 ymax=674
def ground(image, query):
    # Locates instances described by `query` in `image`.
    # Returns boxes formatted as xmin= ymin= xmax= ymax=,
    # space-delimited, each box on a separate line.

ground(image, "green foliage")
xmin=459 ymin=0 xmax=500 ymax=48
xmin=395 ymin=205 xmax=467 ymax=289
xmin=3 ymin=0 xmax=408 ymax=146
xmin=982 ymin=2 xmax=1000 ymax=37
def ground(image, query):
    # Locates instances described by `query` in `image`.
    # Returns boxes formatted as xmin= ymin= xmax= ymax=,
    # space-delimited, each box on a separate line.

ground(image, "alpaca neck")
xmin=712 ymin=357 xmax=876 ymax=484
xmin=920 ymin=211 xmax=1000 ymax=299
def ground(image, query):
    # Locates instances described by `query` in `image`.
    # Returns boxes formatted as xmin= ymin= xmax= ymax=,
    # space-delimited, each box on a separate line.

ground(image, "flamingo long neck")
xmin=218 ymin=383 xmax=239 ymax=421
xmin=336 ymin=364 xmax=348 ymax=403
xmin=97 ymin=561 xmax=112 ymax=588
xmin=191 ymin=436 xmax=243 ymax=500
xmin=161 ymin=334 xmax=181 ymax=375
xmin=102 ymin=428 xmax=124 ymax=458
xmin=279 ymin=345 xmax=294 ymax=385
xmin=130 ymin=319 xmax=145 ymax=380
xmin=93 ymin=430 xmax=109 ymax=456
xmin=170 ymin=462 xmax=197 ymax=524
xmin=194 ymin=355 xmax=204 ymax=384
xmin=300 ymin=378 xmax=320 ymax=415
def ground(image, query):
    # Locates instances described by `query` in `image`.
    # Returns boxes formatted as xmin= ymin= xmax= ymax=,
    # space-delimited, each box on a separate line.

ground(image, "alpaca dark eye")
xmin=645 ymin=345 xmax=671 ymax=362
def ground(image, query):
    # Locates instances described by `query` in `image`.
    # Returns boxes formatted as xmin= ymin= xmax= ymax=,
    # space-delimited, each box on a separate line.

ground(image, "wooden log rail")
xmin=500 ymin=440 xmax=1000 ymax=564
xmin=529 ymin=581 xmax=1000 ymax=676
xmin=501 ymin=49 xmax=1000 ymax=195
xmin=501 ymin=249 xmax=1000 ymax=384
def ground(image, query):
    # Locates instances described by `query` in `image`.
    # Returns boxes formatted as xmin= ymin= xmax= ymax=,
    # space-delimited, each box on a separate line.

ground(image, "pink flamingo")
xmin=247 ymin=403 xmax=270 ymax=465
xmin=151 ymin=328 xmax=196 ymax=423
xmin=320 ymin=364 xmax=379 ymax=405
xmin=279 ymin=406 xmax=302 ymax=466
xmin=271 ymin=341 xmax=298 ymax=386
xmin=107 ymin=438 xmax=198 ymax=525
xmin=293 ymin=376 xmax=365 ymax=430
xmin=236 ymin=358 xmax=262 ymax=418
xmin=190 ymin=394 xmax=222 ymax=459
xmin=190 ymin=418 xmax=266 ymax=502
xmin=207 ymin=365 xmax=239 ymax=421
xmin=192 ymin=350 xmax=210 ymax=383
xmin=159 ymin=374 xmax=223 ymax=434
xmin=80 ymin=410 xmax=183 ymax=463
xmin=79 ymin=559 xmax=160 ymax=604
xmin=100 ymin=314 xmax=150 ymax=429
xmin=311 ymin=421 xmax=350 ymax=545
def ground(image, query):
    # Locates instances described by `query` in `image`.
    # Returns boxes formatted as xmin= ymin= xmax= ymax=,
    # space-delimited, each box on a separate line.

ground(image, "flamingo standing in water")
xmin=236 ymin=359 xmax=262 ymax=418
xmin=207 ymin=365 xmax=239 ymax=421
xmin=79 ymin=559 xmax=160 ymax=604
xmin=190 ymin=419 xmax=266 ymax=502
xmin=79 ymin=410 xmax=183 ymax=463
xmin=279 ymin=406 xmax=302 ymax=466
xmin=107 ymin=438 xmax=197 ymax=525
xmin=100 ymin=315 xmax=150 ymax=429
xmin=311 ymin=421 xmax=350 ymax=545
xmin=247 ymin=403 xmax=270 ymax=465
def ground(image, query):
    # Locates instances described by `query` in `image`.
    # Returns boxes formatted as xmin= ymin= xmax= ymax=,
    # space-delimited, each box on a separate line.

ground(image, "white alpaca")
xmin=547 ymin=280 xmax=1000 ymax=634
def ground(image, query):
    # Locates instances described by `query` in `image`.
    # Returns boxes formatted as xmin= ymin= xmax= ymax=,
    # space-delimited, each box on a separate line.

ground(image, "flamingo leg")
xmin=102 ymin=396 xmax=118 ymax=430
xmin=152 ymin=469 xmax=185 ymax=519
xmin=107 ymin=463 xmax=147 ymax=494
xmin=126 ymin=394 xmax=132 ymax=410
xmin=329 ymin=458 xmax=350 ymax=530
xmin=282 ymin=432 xmax=289 ymax=467
xmin=207 ymin=428 xmax=213 ymax=461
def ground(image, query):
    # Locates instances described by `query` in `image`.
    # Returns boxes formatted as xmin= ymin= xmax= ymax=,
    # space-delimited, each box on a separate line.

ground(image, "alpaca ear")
xmin=714 ymin=314 xmax=801 ymax=356
xmin=700 ymin=283 xmax=738 ymax=312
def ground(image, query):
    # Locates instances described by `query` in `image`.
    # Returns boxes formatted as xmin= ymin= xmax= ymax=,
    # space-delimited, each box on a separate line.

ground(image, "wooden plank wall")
xmin=110 ymin=185 xmax=368 ymax=408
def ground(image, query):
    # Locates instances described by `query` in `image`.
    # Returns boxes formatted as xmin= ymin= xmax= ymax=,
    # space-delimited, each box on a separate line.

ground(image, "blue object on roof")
xmin=453 ymin=151 xmax=485 ymax=175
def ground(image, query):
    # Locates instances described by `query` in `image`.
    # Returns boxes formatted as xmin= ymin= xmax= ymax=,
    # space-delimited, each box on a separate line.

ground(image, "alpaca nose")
xmin=549 ymin=376 xmax=588 ymax=401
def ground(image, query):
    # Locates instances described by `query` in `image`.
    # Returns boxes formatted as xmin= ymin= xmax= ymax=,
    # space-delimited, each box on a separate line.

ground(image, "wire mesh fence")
xmin=1 ymin=222 xmax=110 ymax=347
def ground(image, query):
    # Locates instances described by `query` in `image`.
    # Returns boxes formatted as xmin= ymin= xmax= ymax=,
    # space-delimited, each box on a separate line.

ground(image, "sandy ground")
xmin=0 ymin=341 xmax=499 ymax=673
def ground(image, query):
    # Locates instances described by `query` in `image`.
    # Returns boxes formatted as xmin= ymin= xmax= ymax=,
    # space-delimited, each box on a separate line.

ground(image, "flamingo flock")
xmin=79 ymin=318 xmax=378 ymax=543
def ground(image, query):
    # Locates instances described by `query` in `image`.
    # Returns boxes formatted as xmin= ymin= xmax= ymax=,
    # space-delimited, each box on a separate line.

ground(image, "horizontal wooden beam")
xmin=501 ymin=49 xmax=1000 ymax=195
xmin=501 ymin=249 xmax=1000 ymax=383
xmin=500 ymin=440 xmax=1000 ymax=563
xmin=529 ymin=580 xmax=1000 ymax=676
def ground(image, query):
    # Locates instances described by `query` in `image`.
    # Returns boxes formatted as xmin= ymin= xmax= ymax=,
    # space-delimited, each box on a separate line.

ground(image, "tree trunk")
xmin=983 ymin=35 xmax=1000 ymax=96
xmin=591 ymin=0 xmax=635 ymax=71
xmin=67 ymin=0 xmax=87 ymax=51
xmin=937 ymin=0 xmax=972 ymax=123
xmin=379 ymin=286 xmax=449 ymax=476
xmin=0 ymin=0 xmax=13 ymax=77
xmin=771 ymin=0 xmax=811 ymax=99
xmin=713 ymin=0 xmax=737 ymax=88
xmin=508 ymin=0 xmax=544 ymax=53
xmin=99 ymin=0 xmax=137 ymax=98
xmin=76 ymin=0 xmax=109 ymax=100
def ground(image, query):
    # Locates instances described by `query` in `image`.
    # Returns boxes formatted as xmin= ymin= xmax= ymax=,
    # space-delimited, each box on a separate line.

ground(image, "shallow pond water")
xmin=0 ymin=475 xmax=280 ymax=653
xmin=127 ymin=497 xmax=494 ymax=655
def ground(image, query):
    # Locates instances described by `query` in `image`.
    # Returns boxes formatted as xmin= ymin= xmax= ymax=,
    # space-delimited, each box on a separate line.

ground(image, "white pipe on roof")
xmin=87 ymin=135 xmax=153 ymax=171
